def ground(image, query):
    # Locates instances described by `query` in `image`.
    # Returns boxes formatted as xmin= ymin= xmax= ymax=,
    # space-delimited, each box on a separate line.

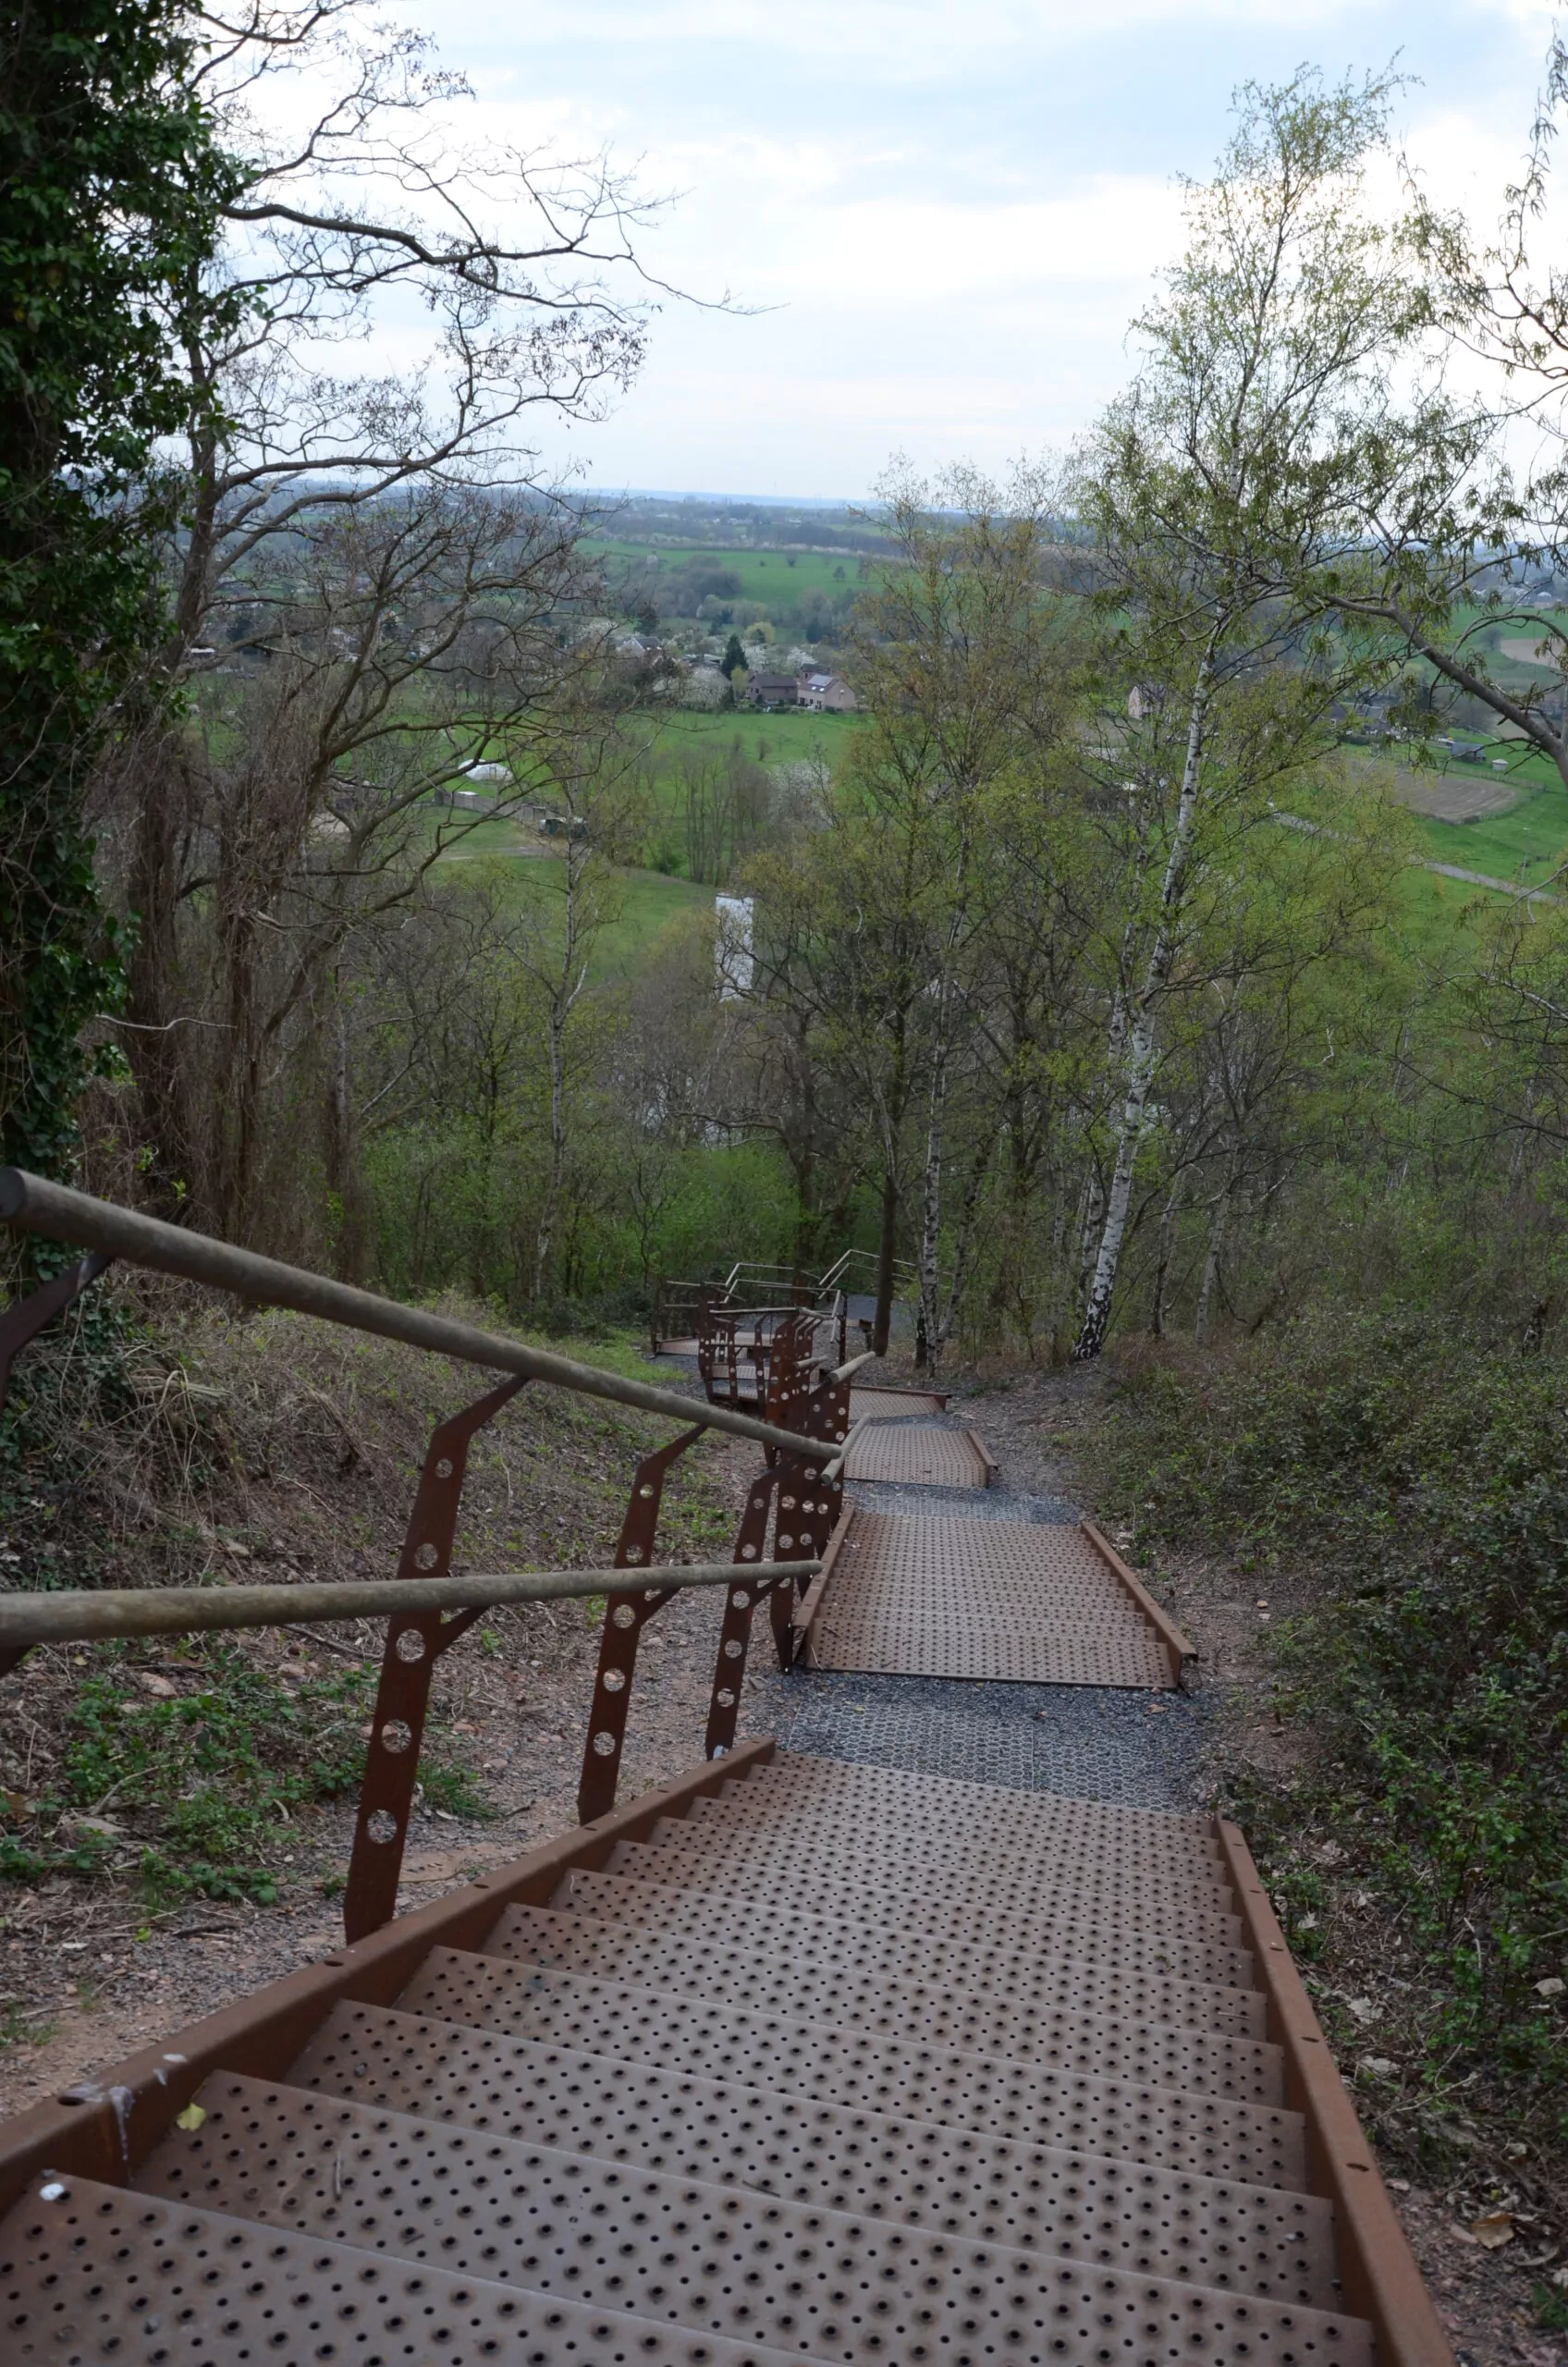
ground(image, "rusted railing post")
xmin=342 ymin=1376 xmax=526 ymax=1943
xmin=704 ymin=1466 xmax=786 ymax=1759
xmin=767 ymin=1355 xmax=850 ymax=1669
xmin=704 ymin=1312 xmax=853 ymax=1745
xmin=576 ymin=1423 xmax=708 ymax=1823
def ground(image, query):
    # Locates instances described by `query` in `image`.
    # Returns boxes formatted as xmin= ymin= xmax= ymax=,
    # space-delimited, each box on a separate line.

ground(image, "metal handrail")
xmin=0 ymin=1559 xmax=822 ymax=1650
xmin=0 ymin=1171 xmax=840 ymax=1465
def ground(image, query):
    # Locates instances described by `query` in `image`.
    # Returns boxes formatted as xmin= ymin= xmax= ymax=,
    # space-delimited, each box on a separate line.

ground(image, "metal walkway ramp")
xmin=847 ymin=1384 xmax=949 ymax=1418
xmin=801 ymin=1506 xmax=1196 ymax=1686
xmin=0 ymin=1743 xmax=1446 ymax=2367
xmin=842 ymin=1417 xmax=998 ymax=1487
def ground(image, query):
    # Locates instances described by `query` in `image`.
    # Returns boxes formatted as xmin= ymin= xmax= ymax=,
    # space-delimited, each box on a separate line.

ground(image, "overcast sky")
xmin=390 ymin=0 xmax=1562 ymax=500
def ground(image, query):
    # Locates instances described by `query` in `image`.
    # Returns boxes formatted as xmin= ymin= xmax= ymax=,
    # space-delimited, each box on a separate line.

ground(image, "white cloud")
xmin=329 ymin=0 xmax=1568 ymax=494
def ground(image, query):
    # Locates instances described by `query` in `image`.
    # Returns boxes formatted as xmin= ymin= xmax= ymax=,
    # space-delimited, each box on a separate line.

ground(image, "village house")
xmin=746 ymin=670 xmax=800 ymax=707
xmin=797 ymin=668 xmax=857 ymax=712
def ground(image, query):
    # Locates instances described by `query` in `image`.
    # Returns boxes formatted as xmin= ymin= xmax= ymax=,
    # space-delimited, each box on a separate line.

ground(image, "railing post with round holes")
xmin=576 ymin=1423 xmax=709 ymax=1825
xmin=342 ymin=1376 xmax=527 ymax=1944
xmin=768 ymin=1351 xmax=851 ymax=1668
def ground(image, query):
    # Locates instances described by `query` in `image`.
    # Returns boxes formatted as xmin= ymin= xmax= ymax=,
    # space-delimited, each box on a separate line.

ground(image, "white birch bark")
xmin=1073 ymin=638 xmax=1219 ymax=1359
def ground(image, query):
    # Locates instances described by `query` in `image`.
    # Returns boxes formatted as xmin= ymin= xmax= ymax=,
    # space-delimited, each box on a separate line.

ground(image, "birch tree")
xmin=1332 ymin=33 xmax=1568 ymax=782
xmin=1072 ymin=66 xmax=1419 ymax=1357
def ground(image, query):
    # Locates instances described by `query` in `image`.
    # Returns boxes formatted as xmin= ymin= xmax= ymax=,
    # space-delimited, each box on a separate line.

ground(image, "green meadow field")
xmin=584 ymin=537 xmax=874 ymax=609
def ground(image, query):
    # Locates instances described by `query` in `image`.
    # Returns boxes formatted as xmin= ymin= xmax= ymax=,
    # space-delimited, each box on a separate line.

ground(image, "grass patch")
xmin=0 ymin=1640 xmax=489 ymax=1907
xmin=585 ymin=537 xmax=876 ymax=611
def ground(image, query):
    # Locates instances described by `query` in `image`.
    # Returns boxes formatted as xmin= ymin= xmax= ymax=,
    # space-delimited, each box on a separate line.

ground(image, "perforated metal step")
xmin=692 ymin=1773 xmax=1226 ymax=1869
xmin=0 ymin=1396 xmax=1441 ymax=2367
xmin=403 ymin=1942 xmax=1286 ymax=2107
xmin=279 ymin=2006 xmax=1341 ymax=2304
xmin=554 ymin=1861 xmax=1249 ymax=1959
xmin=2 ymin=2172 xmax=798 ymax=2366
xmin=491 ymin=1899 xmax=1262 ymax=2050
xmin=742 ymin=1750 xmax=1215 ymax=1832
xmin=610 ymin=1826 xmax=1238 ymax=1918
xmin=497 ymin=1883 xmax=1259 ymax=2035
xmin=449 ymin=1936 xmax=1301 ymax=2189
xmin=130 ymin=2070 xmax=1365 ymax=2364
xmin=809 ymin=1508 xmax=1176 ymax=1685
xmin=842 ymin=1424 xmax=996 ymax=1488
xmin=848 ymin=1387 xmax=949 ymax=1418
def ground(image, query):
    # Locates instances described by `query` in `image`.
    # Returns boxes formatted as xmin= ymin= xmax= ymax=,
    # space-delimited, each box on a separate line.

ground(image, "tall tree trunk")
xmin=533 ymin=1004 xmax=568 ymax=1302
xmin=1073 ymin=637 xmax=1217 ymax=1361
xmin=1150 ymin=1178 xmax=1183 ymax=1338
xmin=324 ymin=982 xmax=369 ymax=1282
xmin=872 ymin=1167 xmax=899 ymax=1355
xmin=533 ymin=841 xmax=586 ymax=1305
xmin=1194 ymin=1170 xmax=1233 ymax=1343
xmin=917 ymin=824 xmax=973 ymax=1374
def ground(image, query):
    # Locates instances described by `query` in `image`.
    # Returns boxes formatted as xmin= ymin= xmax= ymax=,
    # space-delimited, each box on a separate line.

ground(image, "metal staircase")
xmin=0 ymin=1174 xmax=1452 ymax=2367
xmin=0 ymin=1744 xmax=1449 ymax=2366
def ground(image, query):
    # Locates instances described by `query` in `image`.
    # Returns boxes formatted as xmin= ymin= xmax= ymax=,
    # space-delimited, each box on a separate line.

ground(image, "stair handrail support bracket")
xmin=342 ymin=1376 xmax=528 ymax=1944
xmin=705 ymin=1318 xmax=852 ymax=1759
xmin=576 ymin=1422 xmax=710 ymax=1824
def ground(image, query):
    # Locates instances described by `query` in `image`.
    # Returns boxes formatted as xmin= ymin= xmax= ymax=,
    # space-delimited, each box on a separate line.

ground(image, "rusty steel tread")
xmin=491 ymin=1899 xmax=1266 ymax=2048
xmin=848 ymin=1387 xmax=948 ymax=1417
xmin=745 ymin=1751 xmax=1215 ymax=1829
xmin=830 ymin=1512 xmax=1128 ymax=1583
xmin=610 ymin=1829 xmax=1238 ymax=1917
xmin=691 ymin=1789 xmax=1227 ymax=1870
xmin=130 ymin=2069 xmax=1366 ymax=2363
xmin=416 ymin=1954 xmax=1301 ymax=2189
xmin=556 ymin=1860 xmax=1248 ymax=1953
xmin=841 ymin=1424 xmax=996 ymax=1488
xmin=809 ymin=1507 xmax=1171 ymax=1684
xmin=812 ymin=1626 xmax=1178 ymax=1683
xmin=403 ymin=1944 xmax=1286 ymax=2110
xmin=292 ymin=1999 xmax=1328 ymax=2262
xmin=741 ymin=1753 xmax=1218 ymax=1835
xmin=758 ymin=1746 xmax=1212 ymax=1806
xmin=3 ymin=2172 xmax=801 ymax=2367
xmin=694 ymin=1784 xmax=1226 ymax=1861
xmin=639 ymin=1816 xmax=1229 ymax=1895
xmin=493 ymin=1900 xmax=1259 ymax=2045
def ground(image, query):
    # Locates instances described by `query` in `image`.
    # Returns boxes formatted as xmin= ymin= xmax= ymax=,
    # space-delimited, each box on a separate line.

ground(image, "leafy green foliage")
xmin=1095 ymin=1311 xmax=1568 ymax=2114
xmin=1534 ymin=2280 xmax=1568 ymax=2334
xmin=0 ymin=1646 xmax=485 ymax=1906
xmin=0 ymin=1 xmax=237 ymax=1183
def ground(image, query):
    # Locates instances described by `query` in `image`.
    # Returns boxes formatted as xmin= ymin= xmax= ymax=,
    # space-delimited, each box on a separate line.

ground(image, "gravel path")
xmin=757 ymin=1370 xmax=1209 ymax=1813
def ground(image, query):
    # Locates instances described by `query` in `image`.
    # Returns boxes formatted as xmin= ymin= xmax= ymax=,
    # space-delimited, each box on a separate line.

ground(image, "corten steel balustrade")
xmin=0 ymin=1178 xmax=1459 ymax=2367
xmin=0 ymin=1171 xmax=866 ymax=1939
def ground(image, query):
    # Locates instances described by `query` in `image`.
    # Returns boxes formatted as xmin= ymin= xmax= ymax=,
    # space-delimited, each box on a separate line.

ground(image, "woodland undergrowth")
xmin=0 ymin=1285 xmax=730 ymax=1907
xmin=1093 ymin=1310 xmax=1568 ymax=2197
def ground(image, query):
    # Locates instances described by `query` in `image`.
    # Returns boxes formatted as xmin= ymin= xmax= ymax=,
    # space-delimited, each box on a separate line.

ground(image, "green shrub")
xmin=1095 ymin=1310 xmax=1568 ymax=2116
